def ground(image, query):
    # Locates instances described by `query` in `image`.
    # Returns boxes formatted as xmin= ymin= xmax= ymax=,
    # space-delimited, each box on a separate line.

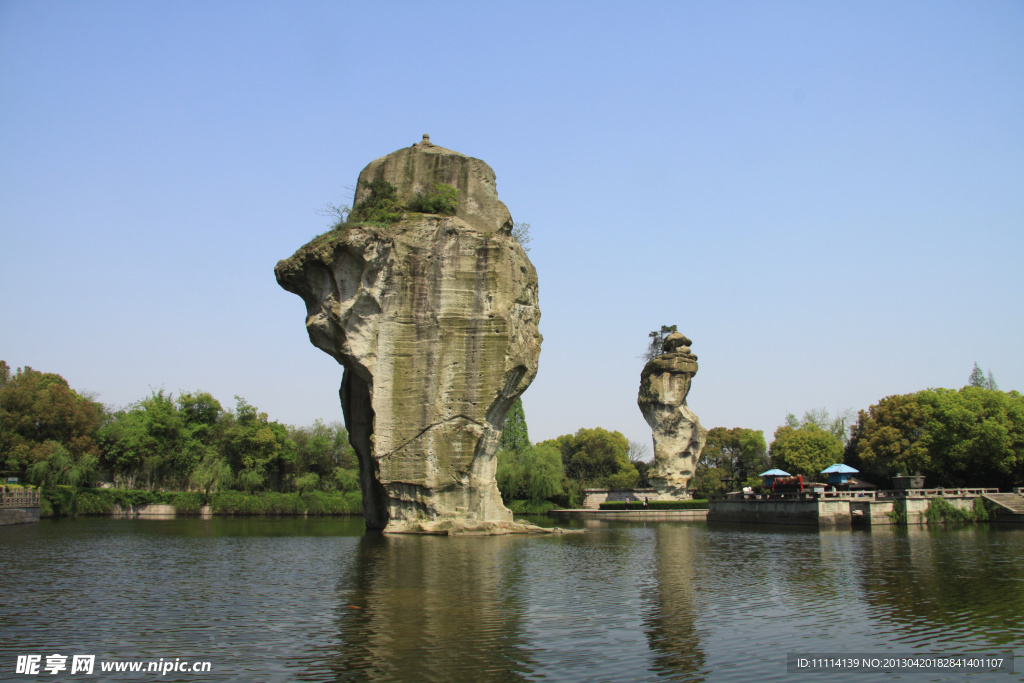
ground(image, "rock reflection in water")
xmin=319 ymin=533 xmax=533 ymax=682
xmin=644 ymin=524 xmax=706 ymax=680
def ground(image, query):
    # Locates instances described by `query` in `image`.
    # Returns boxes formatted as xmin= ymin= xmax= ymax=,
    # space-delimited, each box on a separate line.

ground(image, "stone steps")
xmin=983 ymin=493 xmax=1024 ymax=515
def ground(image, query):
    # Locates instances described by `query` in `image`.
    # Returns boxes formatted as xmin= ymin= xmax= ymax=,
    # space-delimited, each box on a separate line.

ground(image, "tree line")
xmin=0 ymin=361 xmax=359 ymax=497
xmin=763 ymin=365 xmax=1022 ymax=491
xmin=495 ymin=397 xmax=649 ymax=510
xmin=697 ymin=385 xmax=1022 ymax=496
xmin=6 ymin=356 xmax=1020 ymax=510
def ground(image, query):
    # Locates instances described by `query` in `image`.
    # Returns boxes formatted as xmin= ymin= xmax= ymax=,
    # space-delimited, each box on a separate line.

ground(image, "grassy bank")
xmin=41 ymin=487 xmax=362 ymax=518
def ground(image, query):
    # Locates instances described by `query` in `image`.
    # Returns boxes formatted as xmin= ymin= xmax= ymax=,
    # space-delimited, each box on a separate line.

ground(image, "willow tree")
xmin=500 ymin=397 xmax=530 ymax=453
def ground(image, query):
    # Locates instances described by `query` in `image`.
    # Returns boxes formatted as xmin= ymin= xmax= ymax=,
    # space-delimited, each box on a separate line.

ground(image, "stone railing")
xmin=716 ymin=488 xmax=999 ymax=503
xmin=1 ymin=489 xmax=41 ymax=508
xmin=581 ymin=488 xmax=659 ymax=510
xmin=877 ymin=488 xmax=999 ymax=499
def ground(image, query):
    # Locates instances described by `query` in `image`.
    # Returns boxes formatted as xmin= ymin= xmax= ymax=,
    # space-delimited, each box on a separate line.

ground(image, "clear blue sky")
xmin=2 ymin=1 xmax=1021 ymax=453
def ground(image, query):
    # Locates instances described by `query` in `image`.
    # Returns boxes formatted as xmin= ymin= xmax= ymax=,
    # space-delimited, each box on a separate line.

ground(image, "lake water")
xmin=2 ymin=517 xmax=1021 ymax=682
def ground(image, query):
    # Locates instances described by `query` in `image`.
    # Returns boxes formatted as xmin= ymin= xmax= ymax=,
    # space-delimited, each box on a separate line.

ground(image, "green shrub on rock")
xmin=408 ymin=183 xmax=459 ymax=215
xmin=348 ymin=180 xmax=404 ymax=226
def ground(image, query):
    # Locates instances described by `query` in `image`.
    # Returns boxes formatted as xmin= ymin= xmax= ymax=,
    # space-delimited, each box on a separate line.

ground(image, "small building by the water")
xmin=821 ymin=463 xmax=858 ymax=487
xmin=759 ymin=469 xmax=790 ymax=489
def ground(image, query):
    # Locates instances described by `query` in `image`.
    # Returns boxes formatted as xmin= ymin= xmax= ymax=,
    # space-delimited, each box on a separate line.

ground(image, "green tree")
xmin=690 ymin=466 xmax=727 ymax=500
xmin=0 ymin=364 xmax=103 ymax=482
xmin=219 ymin=397 xmax=286 ymax=492
xmin=642 ymin=325 xmax=678 ymax=363
xmin=541 ymin=427 xmax=637 ymax=488
xmin=785 ymin=408 xmax=854 ymax=445
xmin=846 ymin=387 xmax=1024 ymax=488
xmin=968 ymin=364 xmax=999 ymax=391
xmin=190 ymin=453 xmax=232 ymax=498
xmin=285 ymin=419 xmax=357 ymax=491
xmin=98 ymin=389 xmax=188 ymax=489
xmin=696 ymin=427 xmax=768 ymax=495
xmin=348 ymin=179 xmax=403 ymax=225
xmin=28 ymin=440 xmax=99 ymax=489
xmin=968 ymin=363 xmax=986 ymax=388
xmin=496 ymin=443 xmax=565 ymax=503
xmin=702 ymin=427 xmax=769 ymax=480
xmin=500 ymin=397 xmax=530 ymax=453
xmin=769 ymin=424 xmax=843 ymax=478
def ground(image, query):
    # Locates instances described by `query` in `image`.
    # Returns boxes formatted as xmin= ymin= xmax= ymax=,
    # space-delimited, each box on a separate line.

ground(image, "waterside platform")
xmin=1 ymin=489 xmax=41 ymax=526
xmin=707 ymin=488 xmax=1024 ymax=527
xmin=549 ymin=508 xmax=708 ymax=522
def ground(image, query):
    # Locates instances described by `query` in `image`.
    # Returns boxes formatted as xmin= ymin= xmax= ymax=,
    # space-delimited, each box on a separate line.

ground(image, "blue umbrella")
xmin=759 ymin=469 xmax=791 ymax=477
xmin=821 ymin=464 xmax=859 ymax=474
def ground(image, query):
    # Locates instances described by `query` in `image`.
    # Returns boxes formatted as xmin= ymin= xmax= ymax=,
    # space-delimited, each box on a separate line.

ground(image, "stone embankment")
xmin=0 ymin=488 xmax=40 ymax=525
xmin=708 ymin=488 xmax=1013 ymax=527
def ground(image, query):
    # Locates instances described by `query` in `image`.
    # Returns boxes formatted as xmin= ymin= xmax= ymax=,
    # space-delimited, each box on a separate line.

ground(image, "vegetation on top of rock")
xmin=317 ymin=202 xmax=350 ymax=230
xmin=341 ymin=179 xmax=462 ymax=228
xmin=347 ymin=179 xmax=404 ymax=226
xmin=407 ymin=182 xmax=459 ymax=215
xmin=642 ymin=324 xmax=678 ymax=363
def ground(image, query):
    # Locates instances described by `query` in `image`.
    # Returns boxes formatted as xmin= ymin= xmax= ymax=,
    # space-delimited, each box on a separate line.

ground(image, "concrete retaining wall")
xmin=0 ymin=507 xmax=40 ymax=525
xmin=709 ymin=497 xmax=851 ymax=527
xmin=581 ymin=489 xmax=674 ymax=509
xmin=550 ymin=509 xmax=708 ymax=522
xmin=110 ymin=504 xmax=213 ymax=518
xmin=711 ymin=494 xmax=984 ymax=527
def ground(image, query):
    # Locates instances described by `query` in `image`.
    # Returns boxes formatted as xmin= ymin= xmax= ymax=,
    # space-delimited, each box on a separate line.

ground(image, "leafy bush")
xmin=507 ymin=499 xmax=559 ymax=514
xmin=599 ymin=499 xmax=709 ymax=510
xmin=76 ymin=489 xmax=115 ymax=515
xmin=888 ymin=498 xmax=908 ymax=525
xmin=39 ymin=495 xmax=54 ymax=518
xmin=210 ymin=490 xmax=360 ymax=515
xmin=925 ymin=497 xmax=989 ymax=524
xmin=105 ymin=489 xmax=160 ymax=508
xmin=164 ymin=491 xmax=206 ymax=514
xmin=348 ymin=180 xmax=403 ymax=226
xmin=408 ymin=183 xmax=458 ymax=215
xmin=40 ymin=485 xmax=77 ymax=518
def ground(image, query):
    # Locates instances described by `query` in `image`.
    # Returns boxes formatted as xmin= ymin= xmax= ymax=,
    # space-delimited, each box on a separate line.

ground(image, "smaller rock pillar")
xmin=637 ymin=332 xmax=707 ymax=499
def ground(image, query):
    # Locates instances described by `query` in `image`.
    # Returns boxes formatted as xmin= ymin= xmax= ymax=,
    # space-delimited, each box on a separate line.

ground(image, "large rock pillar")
xmin=276 ymin=136 xmax=543 ymax=534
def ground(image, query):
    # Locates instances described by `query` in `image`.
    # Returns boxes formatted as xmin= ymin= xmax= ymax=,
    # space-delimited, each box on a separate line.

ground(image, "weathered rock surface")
xmin=637 ymin=332 xmax=707 ymax=498
xmin=275 ymin=137 xmax=543 ymax=534
xmin=354 ymin=134 xmax=513 ymax=235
